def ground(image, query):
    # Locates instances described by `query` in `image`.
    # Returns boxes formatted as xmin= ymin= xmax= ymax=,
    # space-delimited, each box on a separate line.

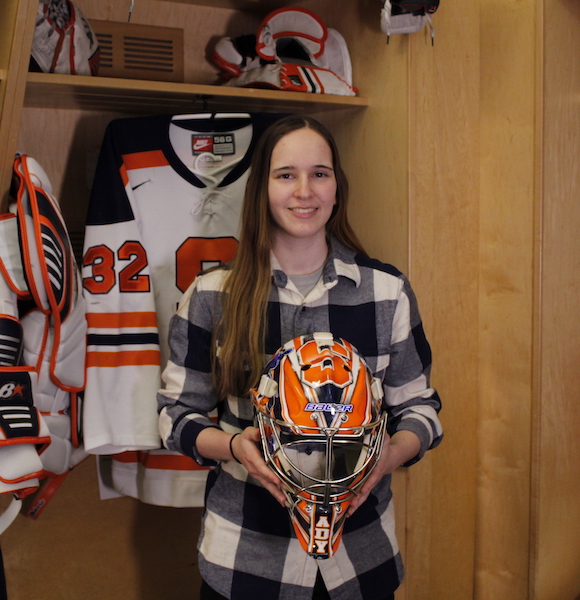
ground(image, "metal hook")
xmin=197 ymin=95 xmax=214 ymax=112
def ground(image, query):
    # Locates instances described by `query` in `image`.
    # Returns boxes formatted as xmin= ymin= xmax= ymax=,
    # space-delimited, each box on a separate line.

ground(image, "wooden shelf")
xmin=155 ymin=0 xmax=302 ymax=11
xmin=24 ymin=72 xmax=368 ymax=114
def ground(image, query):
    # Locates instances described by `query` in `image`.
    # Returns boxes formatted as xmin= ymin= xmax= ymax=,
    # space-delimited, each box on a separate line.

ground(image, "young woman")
xmin=157 ymin=115 xmax=443 ymax=600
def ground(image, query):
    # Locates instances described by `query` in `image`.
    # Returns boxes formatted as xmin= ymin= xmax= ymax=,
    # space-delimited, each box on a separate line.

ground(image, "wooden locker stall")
xmin=1 ymin=0 xmax=579 ymax=599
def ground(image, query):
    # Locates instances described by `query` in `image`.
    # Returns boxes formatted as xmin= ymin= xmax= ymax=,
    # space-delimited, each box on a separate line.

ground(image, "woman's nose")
xmin=294 ymin=175 xmax=313 ymax=199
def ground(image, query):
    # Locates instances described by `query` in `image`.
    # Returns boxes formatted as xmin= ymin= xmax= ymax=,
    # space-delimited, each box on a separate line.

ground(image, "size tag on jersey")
xmin=191 ymin=134 xmax=236 ymax=156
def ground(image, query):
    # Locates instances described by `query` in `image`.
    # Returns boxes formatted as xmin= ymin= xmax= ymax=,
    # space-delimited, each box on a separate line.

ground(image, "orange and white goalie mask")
xmin=252 ymin=332 xmax=387 ymax=559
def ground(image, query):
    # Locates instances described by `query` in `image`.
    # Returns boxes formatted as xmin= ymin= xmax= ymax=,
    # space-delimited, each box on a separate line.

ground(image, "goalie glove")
xmin=0 ymin=298 xmax=51 ymax=497
xmin=212 ymin=7 xmax=355 ymax=95
xmin=0 ymin=364 xmax=51 ymax=533
xmin=0 ymin=367 xmax=51 ymax=482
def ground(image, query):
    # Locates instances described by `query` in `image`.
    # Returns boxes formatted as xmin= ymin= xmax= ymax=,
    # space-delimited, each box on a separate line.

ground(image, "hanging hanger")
xmin=191 ymin=151 xmax=244 ymax=185
xmin=169 ymin=96 xmax=251 ymax=124
xmin=171 ymin=111 xmax=251 ymax=123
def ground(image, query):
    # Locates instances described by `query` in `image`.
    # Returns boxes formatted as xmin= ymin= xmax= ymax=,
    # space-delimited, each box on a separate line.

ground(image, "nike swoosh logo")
xmin=132 ymin=180 xmax=151 ymax=190
xmin=193 ymin=140 xmax=211 ymax=151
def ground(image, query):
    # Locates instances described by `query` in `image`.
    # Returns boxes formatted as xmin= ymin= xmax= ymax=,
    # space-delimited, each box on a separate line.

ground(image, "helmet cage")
xmin=255 ymin=409 xmax=388 ymax=507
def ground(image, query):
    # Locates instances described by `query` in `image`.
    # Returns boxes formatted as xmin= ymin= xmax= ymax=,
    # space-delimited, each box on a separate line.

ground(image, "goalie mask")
xmin=252 ymin=332 xmax=387 ymax=559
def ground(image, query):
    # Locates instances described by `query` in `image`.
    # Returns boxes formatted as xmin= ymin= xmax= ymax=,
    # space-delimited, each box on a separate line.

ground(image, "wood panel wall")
xmin=533 ymin=0 xmax=580 ymax=598
xmin=406 ymin=2 xmax=480 ymax=597
xmin=477 ymin=0 xmax=537 ymax=597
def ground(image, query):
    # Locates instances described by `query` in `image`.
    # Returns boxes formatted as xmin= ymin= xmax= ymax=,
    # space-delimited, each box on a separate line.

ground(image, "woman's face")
xmin=267 ymin=127 xmax=337 ymax=247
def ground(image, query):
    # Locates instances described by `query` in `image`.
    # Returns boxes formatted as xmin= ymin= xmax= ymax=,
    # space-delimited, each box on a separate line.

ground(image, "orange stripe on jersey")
xmin=86 ymin=349 xmax=160 ymax=367
xmin=123 ymin=150 xmax=169 ymax=171
xmin=87 ymin=312 xmax=158 ymax=329
xmin=119 ymin=163 xmax=129 ymax=187
xmin=112 ymin=451 xmax=205 ymax=471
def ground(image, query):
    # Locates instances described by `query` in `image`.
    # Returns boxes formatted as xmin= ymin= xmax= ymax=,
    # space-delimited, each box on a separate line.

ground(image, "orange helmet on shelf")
xmin=252 ymin=332 xmax=387 ymax=559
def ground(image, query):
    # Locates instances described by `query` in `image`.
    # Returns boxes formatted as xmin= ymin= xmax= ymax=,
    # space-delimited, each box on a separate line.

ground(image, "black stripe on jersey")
xmin=87 ymin=332 xmax=160 ymax=346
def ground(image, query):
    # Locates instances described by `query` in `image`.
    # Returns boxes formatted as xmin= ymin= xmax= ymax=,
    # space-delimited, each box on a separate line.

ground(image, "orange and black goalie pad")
xmin=12 ymin=154 xmax=86 ymax=394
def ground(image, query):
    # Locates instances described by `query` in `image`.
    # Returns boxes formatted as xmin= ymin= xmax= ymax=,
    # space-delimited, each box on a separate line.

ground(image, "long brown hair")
xmin=213 ymin=115 xmax=366 ymax=398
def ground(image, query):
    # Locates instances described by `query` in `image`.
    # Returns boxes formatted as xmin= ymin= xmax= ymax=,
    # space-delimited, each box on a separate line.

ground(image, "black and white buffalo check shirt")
xmin=158 ymin=237 xmax=443 ymax=600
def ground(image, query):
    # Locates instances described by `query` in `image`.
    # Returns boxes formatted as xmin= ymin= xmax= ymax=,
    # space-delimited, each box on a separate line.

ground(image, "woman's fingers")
xmin=235 ymin=427 xmax=287 ymax=506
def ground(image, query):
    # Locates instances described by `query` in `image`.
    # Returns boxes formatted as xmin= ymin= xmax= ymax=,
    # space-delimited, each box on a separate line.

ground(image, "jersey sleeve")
xmin=81 ymin=122 xmax=162 ymax=454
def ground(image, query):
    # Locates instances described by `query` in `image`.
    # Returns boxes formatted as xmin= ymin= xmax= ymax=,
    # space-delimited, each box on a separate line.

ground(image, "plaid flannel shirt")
xmin=157 ymin=237 xmax=443 ymax=600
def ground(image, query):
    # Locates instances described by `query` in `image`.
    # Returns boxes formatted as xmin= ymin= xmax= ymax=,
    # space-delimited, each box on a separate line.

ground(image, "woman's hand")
xmin=196 ymin=425 xmax=287 ymax=506
xmin=346 ymin=430 xmax=421 ymax=517
xmin=230 ymin=427 xmax=288 ymax=507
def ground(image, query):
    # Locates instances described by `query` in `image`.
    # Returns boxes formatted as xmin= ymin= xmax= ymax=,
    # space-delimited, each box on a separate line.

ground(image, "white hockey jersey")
xmin=81 ymin=112 xmax=286 ymax=507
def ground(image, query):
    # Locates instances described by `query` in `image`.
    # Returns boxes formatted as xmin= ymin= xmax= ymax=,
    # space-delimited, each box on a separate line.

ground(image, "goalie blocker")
xmin=0 ymin=314 xmax=52 ymax=533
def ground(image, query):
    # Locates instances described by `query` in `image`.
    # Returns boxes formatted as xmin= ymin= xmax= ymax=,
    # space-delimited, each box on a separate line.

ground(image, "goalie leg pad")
xmin=36 ymin=428 xmax=72 ymax=477
xmin=0 ymin=443 xmax=44 ymax=488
